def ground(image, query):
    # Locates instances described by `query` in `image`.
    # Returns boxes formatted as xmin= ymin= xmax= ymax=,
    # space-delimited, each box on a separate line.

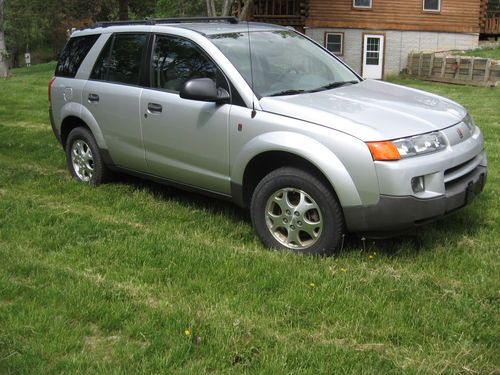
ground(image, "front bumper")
xmin=344 ymin=165 xmax=487 ymax=235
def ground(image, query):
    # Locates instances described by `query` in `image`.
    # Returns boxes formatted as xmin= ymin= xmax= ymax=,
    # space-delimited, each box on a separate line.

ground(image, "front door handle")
xmin=147 ymin=102 xmax=163 ymax=114
xmin=88 ymin=93 xmax=99 ymax=103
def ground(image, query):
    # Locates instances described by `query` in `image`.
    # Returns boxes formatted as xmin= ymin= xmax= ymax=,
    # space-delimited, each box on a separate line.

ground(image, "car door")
xmin=140 ymin=34 xmax=231 ymax=195
xmin=82 ymin=32 xmax=149 ymax=171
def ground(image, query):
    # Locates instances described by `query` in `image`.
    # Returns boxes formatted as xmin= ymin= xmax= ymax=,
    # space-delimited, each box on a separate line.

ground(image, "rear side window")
xmin=90 ymin=33 xmax=148 ymax=86
xmin=55 ymin=34 xmax=100 ymax=78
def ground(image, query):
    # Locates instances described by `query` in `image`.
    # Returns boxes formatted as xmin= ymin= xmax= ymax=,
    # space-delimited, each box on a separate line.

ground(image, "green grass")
xmin=456 ymin=45 xmax=500 ymax=60
xmin=0 ymin=64 xmax=499 ymax=374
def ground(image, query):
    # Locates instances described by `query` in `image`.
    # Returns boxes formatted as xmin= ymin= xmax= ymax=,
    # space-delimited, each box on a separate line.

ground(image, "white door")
xmin=362 ymin=34 xmax=384 ymax=79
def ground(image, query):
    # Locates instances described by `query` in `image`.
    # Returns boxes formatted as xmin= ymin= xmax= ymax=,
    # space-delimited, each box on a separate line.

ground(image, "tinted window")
xmin=108 ymin=33 xmax=147 ymax=85
xmin=152 ymin=35 xmax=217 ymax=92
xmin=55 ymin=34 xmax=99 ymax=78
xmin=91 ymin=33 xmax=147 ymax=85
xmin=90 ymin=37 xmax=112 ymax=81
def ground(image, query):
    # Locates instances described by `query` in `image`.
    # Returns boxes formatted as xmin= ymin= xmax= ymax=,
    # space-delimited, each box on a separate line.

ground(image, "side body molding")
xmin=230 ymin=131 xmax=363 ymax=207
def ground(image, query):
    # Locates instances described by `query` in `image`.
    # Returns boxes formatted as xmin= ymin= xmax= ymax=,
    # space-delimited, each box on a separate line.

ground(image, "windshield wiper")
xmin=309 ymin=80 xmax=359 ymax=93
xmin=268 ymin=89 xmax=307 ymax=97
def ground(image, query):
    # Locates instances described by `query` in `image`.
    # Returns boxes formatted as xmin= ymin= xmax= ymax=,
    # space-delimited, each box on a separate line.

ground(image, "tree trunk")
xmin=210 ymin=0 xmax=217 ymax=16
xmin=0 ymin=0 xmax=8 ymax=77
xmin=206 ymin=0 xmax=212 ymax=16
xmin=118 ymin=0 xmax=129 ymax=21
xmin=239 ymin=0 xmax=252 ymax=20
xmin=222 ymin=0 xmax=234 ymax=16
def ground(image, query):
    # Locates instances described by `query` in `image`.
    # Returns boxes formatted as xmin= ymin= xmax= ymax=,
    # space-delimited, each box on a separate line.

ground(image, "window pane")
xmin=366 ymin=38 xmax=380 ymax=52
xmin=210 ymin=31 xmax=359 ymax=97
xmin=107 ymin=34 xmax=148 ymax=85
xmin=354 ymin=0 xmax=371 ymax=7
xmin=326 ymin=34 xmax=342 ymax=53
xmin=90 ymin=38 xmax=112 ymax=81
xmin=366 ymin=51 xmax=379 ymax=65
xmin=424 ymin=0 xmax=440 ymax=10
xmin=55 ymin=34 xmax=99 ymax=78
xmin=152 ymin=35 xmax=217 ymax=92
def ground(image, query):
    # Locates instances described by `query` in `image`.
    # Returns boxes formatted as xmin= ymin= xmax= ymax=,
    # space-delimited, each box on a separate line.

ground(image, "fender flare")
xmin=231 ymin=131 xmax=362 ymax=207
xmin=59 ymin=102 xmax=108 ymax=150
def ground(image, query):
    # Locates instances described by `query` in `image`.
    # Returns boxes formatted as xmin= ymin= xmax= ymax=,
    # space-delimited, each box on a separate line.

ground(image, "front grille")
xmin=444 ymin=154 xmax=482 ymax=185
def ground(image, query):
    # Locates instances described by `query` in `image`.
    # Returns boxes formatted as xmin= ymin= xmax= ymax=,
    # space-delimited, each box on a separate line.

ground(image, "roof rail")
xmin=94 ymin=17 xmax=239 ymax=28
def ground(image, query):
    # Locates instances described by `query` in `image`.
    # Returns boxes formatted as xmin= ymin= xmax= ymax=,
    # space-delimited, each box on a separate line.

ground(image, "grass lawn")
xmin=0 ymin=63 xmax=499 ymax=374
xmin=456 ymin=45 xmax=500 ymax=60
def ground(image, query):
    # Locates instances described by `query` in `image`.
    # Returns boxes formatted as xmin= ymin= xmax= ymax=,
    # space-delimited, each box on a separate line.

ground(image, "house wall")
xmin=307 ymin=0 xmax=482 ymax=33
xmin=306 ymin=28 xmax=479 ymax=76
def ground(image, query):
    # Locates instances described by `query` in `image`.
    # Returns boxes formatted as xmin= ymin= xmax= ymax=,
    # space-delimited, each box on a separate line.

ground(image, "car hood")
xmin=259 ymin=79 xmax=467 ymax=141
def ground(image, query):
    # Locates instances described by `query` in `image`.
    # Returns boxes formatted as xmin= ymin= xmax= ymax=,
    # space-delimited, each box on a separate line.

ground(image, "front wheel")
xmin=250 ymin=167 xmax=345 ymax=256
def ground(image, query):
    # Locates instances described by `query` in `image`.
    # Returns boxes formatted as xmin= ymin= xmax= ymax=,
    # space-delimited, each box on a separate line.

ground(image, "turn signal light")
xmin=366 ymin=141 xmax=401 ymax=161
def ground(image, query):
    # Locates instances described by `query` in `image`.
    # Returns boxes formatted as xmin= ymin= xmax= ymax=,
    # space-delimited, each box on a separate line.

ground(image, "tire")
xmin=250 ymin=167 xmax=344 ymax=256
xmin=65 ymin=127 xmax=111 ymax=185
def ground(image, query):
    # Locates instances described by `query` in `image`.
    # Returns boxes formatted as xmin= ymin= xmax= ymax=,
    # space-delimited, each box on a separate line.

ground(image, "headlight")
xmin=393 ymin=132 xmax=447 ymax=158
xmin=367 ymin=131 xmax=447 ymax=161
xmin=463 ymin=114 xmax=476 ymax=133
xmin=392 ymin=132 xmax=446 ymax=159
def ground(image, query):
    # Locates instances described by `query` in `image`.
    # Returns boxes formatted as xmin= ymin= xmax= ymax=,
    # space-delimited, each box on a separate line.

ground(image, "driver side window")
xmin=152 ymin=35 xmax=218 ymax=92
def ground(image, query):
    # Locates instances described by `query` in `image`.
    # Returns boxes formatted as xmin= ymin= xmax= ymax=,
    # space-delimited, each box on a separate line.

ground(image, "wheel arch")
xmin=60 ymin=116 xmax=90 ymax=149
xmin=231 ymin=132 xmax=362 ymax=208
xmin=59 ymin=104 xmax=108 ymax=150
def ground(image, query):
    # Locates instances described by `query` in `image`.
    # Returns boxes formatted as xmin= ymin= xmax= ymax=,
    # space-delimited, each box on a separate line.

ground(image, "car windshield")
xmin=209 ymin=30 xmax=360 ymax=97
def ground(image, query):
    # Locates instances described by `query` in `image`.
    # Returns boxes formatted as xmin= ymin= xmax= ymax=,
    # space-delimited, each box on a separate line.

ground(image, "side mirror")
xmin=179 ymin=78 xmax=230 ymax=104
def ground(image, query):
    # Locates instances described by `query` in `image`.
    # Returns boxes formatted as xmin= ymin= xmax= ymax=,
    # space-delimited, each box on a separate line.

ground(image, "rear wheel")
xmin=250 ymin=167 xmax=344 ymax=255
xmin=66 ymin=127 xmax=111 ymax=185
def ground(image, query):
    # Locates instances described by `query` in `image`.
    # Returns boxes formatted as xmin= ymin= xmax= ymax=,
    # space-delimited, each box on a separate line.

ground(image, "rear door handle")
xmin=147 ymin=102 xmax=163 ymax=114
xmin=88 ymin=93 xmax=99 ymax=103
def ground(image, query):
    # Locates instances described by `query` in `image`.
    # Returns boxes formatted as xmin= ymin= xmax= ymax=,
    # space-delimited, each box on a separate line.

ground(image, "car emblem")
xmin=457 ymin=128 xmax=464 ymax=139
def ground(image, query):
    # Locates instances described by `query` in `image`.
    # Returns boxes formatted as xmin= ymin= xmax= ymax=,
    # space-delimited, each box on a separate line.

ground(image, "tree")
xmin=118 ymin=0 xmax=128 ymax=20
xmin=0 ymin=0 xmax=8 ymax=77
xmin=206 ymin=0 xmax=252 ymax=19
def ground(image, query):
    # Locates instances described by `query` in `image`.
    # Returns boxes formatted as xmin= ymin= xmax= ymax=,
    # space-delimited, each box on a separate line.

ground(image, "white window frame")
xmin=325 ymin=32 xmax=344 ymax=55
xmin=423 ymin=0 xmax=441 ymax=12
xmin=353 ymin=0 xmax=372 ymax=9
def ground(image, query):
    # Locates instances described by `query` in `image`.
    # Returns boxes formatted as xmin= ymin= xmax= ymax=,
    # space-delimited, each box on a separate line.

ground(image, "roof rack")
xmin=94 ymin=17 xmax=239 ymax=28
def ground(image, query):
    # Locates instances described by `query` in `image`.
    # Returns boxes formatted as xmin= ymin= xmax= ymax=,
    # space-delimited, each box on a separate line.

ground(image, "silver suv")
xmin=49 ymin=17 xmax=487 ymax=255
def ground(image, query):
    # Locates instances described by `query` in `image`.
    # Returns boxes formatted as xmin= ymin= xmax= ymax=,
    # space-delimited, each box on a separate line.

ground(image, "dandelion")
xmin=184 ymin=329 xmax=191 ymax=336
xmin=340 ymin=268 xmax=347 ymax=272
xmin=309 ymin=282 xmax=316 ymax=288
xmin=368 ymin=255 xmax=373 ymax=259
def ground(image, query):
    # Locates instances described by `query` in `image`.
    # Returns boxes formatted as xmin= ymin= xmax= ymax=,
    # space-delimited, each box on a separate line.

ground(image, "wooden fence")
xmin=406 ymin=52 xmax=500 ymax=87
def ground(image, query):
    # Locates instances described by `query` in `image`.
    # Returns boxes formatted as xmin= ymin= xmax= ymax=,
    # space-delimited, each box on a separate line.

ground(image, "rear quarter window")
xmin=55 ymin=34 xmax=100 ymax=78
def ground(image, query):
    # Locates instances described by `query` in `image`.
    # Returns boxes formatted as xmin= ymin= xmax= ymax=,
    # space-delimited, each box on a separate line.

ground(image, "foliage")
xmin=2 ymin=0 xmax=224 ymax=66
xmin=456 ymin=46 xmax=500 ymax=60
xmin=0 ymin=63 xmax=499 ymax=374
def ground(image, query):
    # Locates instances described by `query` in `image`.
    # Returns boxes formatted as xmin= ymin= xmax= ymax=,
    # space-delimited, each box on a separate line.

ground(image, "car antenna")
xmin=247 ymin=21 xmax=257 ymax=119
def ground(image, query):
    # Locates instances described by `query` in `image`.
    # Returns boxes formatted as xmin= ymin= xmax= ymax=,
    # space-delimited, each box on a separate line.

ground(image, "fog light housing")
xmin=411 ymin=176 xmax=425 ymax=193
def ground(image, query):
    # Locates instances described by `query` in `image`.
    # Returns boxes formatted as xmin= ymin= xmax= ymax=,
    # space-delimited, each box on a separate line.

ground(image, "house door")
xmin=362 ymin=34 xmax=384 ymax=79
